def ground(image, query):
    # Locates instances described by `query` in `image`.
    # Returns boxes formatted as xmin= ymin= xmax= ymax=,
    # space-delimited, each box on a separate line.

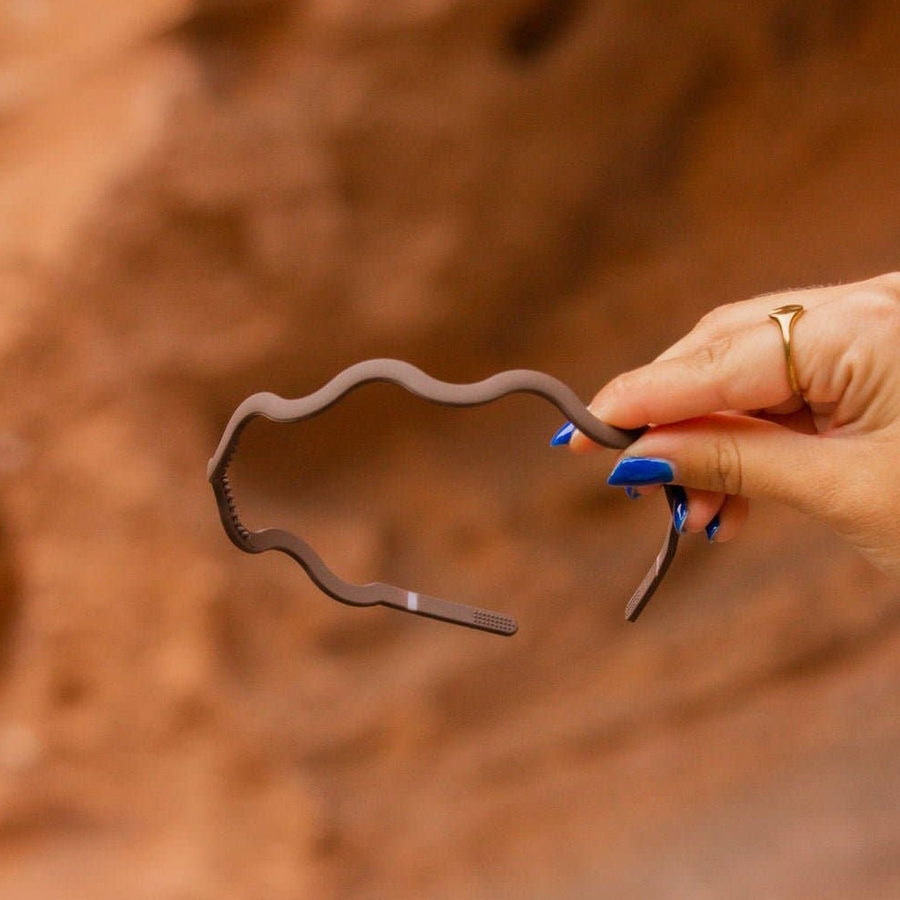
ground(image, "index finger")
xmin=652 ymin=282 xmax=837 ymax=364
xmin=586 ymin=319 xmax=802 ymax=430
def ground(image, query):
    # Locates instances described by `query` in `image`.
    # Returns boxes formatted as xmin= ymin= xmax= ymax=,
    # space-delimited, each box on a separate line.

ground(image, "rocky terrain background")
xmin=1 ymin=1 xmax=899 ymax=897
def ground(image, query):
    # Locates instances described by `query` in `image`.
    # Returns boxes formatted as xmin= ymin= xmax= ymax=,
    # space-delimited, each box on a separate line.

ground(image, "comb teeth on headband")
xmin=208 ymin=359 xmax=680 ymax=633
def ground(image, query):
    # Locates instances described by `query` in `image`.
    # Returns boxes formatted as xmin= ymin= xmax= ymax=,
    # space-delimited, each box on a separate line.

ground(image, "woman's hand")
xmin=563 ymin=272 xmax=900 ymax=578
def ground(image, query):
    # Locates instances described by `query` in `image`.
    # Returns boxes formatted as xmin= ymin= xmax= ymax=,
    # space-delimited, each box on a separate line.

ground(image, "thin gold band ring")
xmin=768 ymin=303 xmax=805 ymax=395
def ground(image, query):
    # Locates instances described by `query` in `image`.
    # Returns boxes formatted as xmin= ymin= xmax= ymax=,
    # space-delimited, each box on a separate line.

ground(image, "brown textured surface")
xmin=1 ymin=2 xmax=900 ymax=897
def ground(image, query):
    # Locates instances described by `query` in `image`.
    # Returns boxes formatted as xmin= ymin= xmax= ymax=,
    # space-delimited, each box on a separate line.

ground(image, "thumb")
xmin=611 ymin=413 xmax=856 ymax=523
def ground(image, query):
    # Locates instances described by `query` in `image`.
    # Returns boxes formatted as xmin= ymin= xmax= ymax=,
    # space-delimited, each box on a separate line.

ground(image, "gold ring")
xmin=767 ymin=303 xmax=805 ymax=395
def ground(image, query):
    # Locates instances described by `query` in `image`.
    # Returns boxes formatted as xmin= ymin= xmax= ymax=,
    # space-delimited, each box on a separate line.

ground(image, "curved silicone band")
xmin=208 ymin=359 xmax=679 ymax=633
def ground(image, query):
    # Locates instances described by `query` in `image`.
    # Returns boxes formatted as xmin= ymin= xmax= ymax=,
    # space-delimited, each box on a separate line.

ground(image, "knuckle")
xmin=707 ymin=434 xmax=743 ymax=495
xmin=688 ymin=333 xmax=734 ymax=375
xmin=872 ymin=271 xmax=900 ymax=299
xmin=847 ymin=277 xmax=900 ymax=316
xmin=844 ymin=278 xmax=900 ymax=341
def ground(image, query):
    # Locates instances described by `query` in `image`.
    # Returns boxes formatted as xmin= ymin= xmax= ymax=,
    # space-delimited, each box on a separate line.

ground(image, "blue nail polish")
xmin=672 ymin=493 xmax=688 ymax=533
xmin=607 ymin=457 xmax=675 ymax=486
xmin=625 ymin=486 xmax=642 ymax=500
xmin=550 ymin=421 xmax=575 ymax=446
xmin=705 ymin=514 xmax=721 ymax=543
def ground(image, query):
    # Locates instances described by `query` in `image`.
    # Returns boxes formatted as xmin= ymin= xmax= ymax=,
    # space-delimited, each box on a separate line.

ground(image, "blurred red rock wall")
xmin=1 ymin=1 xmax=900 ymax=897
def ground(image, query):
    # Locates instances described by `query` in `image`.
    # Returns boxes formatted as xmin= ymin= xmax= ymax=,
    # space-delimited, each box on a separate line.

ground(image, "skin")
xmin=569 ymin=272 xmax=900 ymax=579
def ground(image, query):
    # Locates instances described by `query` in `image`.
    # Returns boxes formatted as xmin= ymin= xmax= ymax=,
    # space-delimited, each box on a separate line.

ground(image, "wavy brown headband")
xmin=207 ymin=359 xmax=680 ymax=635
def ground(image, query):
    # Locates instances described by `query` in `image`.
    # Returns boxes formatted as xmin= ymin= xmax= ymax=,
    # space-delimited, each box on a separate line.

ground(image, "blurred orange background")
xmin=1 ymin=2 xmax=899 ymax=897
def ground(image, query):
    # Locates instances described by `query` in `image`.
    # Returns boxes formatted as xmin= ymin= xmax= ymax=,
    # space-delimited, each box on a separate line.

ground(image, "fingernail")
xmin=550 ymin=422 xmax=575 ymax=446
xmin=671 ymin=487 xmax=688 ymax=533
xmin=607 ymin=457 xmax=675 ymax=486
xmin=705 ymin=514 xmax=721 ymax=543
xmin=625 ymin=486 xmax=642 ymax=500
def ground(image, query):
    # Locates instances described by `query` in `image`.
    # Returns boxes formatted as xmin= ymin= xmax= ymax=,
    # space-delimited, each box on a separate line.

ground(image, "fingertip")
xmin=569 ymin=428 xmax=597 ymax=454
xmin=680 ymin=488 xmax=725 ymax=534
xmin=588 ymin=373 xmax=655 ymax=431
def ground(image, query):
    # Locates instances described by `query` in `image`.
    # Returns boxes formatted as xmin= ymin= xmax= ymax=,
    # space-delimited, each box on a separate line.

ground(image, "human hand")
xmin=556 ymin=273 xmax=900 ymax=578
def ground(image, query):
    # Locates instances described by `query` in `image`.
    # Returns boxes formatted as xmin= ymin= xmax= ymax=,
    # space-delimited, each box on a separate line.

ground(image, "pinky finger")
xmin=706 ymin=495 xmax=750 ymax=543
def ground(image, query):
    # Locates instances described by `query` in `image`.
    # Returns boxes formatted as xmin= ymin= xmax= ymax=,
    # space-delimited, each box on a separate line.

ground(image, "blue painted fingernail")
xmin=671 ymin=487 xmax=688 ymax=533
xmin=625 ymin=486 xmax=642 ymax=500
xmin=607 ymin=457 xmax=675 ymax=486
xmin=550 ymin=422 xmax=575 ymax=446
xmin=705 ymin=514 xmax=721 ymax=543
